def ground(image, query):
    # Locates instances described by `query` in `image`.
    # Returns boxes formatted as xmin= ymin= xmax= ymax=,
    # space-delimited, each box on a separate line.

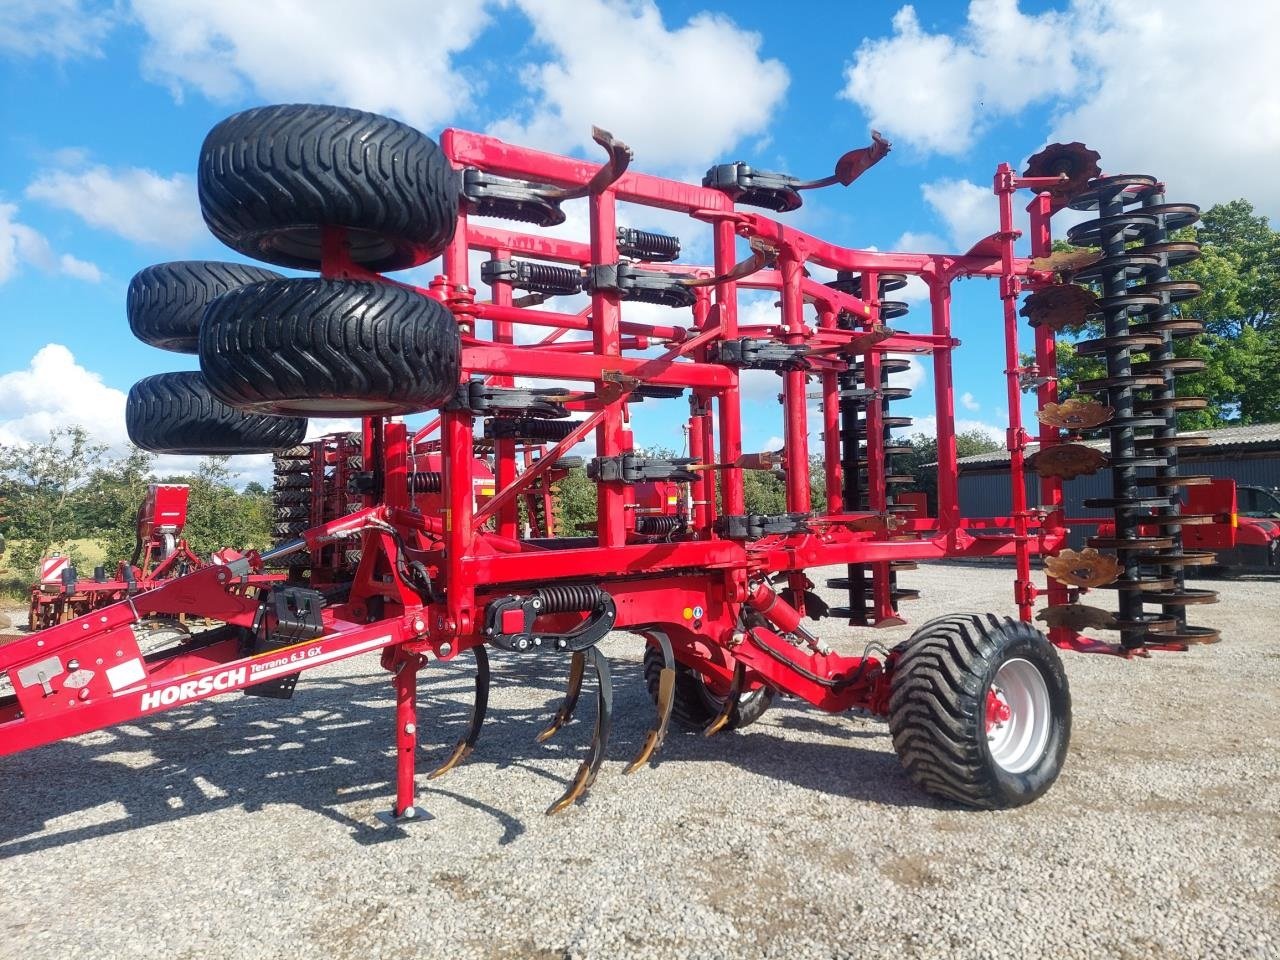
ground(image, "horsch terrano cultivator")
xmin=0 ymin=105 xmax=1220 ymax=822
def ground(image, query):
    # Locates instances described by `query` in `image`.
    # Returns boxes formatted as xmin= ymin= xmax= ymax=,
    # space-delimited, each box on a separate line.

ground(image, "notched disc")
xmin=1036 ymin=604 xmax=1118 ymax=631
xmin=1029 ymin=443 xmax=1107 ymax=479
xmin=1020 ymin=283 xmax=1098 ymax=331
xmin=1038 ymin=397 xmax=1114 ymax=430
xmin=1023 ymin=142 xmax=1103 ymax=199
xmin=1045 ymin=548 xmax=1122 ymax=588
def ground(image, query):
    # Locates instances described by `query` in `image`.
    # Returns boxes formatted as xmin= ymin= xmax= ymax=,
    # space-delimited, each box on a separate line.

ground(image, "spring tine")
xmin=623 ymin=631 xmax=676 ymax=775
xmin=546 ymin=646 xmax=613 ymax=815
xmin=703 ymin=662 xmax=745 ymax=737
xmin=427 ymin=645 xmax=490 ymax=780
xmin=535 ymin=650 xmax=586 ymax=743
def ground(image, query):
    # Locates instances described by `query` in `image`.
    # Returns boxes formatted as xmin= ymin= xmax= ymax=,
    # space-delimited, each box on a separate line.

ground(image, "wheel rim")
xmin=985 ymin=658 xmax=1052 ymax=774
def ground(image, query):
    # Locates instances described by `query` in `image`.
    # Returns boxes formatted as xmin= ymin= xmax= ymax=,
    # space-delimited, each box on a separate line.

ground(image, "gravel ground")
xmin=1 ymin=563 xmax=1277 ymax=960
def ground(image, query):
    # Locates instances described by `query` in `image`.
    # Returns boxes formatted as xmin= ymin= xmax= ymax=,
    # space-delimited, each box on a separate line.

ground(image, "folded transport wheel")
xmin=199 ymin=277 xmax=461 ymax=417
xmin=126 ymin=371 xmax=307 ymax=455
xmin=643 ymin=644 xmax=773 ymax=731
xmin=198 ymin=103 xmax=458 ymax=271
xmin=888 ymin=613 xmax=1070 ymax=809
xmin=127 ymin=261 xmax=283 ymax=353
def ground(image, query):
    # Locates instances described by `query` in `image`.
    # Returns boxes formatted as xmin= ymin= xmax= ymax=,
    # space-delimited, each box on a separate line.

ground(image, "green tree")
xmin=0 ymin=426 xmax=110 ymax=577
xmin=1052 ymin=199 xmax=1280 ymax=426
xmin=899 ymin=430 xmax=1004 ymax=512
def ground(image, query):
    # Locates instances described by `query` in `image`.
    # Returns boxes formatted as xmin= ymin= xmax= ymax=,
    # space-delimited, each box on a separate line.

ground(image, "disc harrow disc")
xmin=1019 ymin=283 xmax=1098 ymax=331
xmin=1028 ymin=443 xmax=1107 ymax=479
xmin=1045 ymin=548 xmax=1122 ymax=588
xmin=1038 ymin=397 xmax=1114 ymax=430
xmin=1035 ymin=604 xmax=1118 ymax=631
xmin=1022 ymin=142 xmax=1102 ymax=199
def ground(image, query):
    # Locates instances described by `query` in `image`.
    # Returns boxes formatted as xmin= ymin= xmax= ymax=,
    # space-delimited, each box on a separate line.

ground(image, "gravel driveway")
xmin=1 ymin=563 xmax=1276 ymax=960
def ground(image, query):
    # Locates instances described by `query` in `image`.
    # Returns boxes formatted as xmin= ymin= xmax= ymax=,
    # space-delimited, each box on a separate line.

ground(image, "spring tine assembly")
xmin=546 ymin=646 xmax=613 ymax=815
xmin=536 ymin=650 xmax=586 ymax=743
xmin=427 ymin=645 xmax=490 ymax=779
xmin=624 ymin=630 xmax=676 ymax=774
xmin=1056 ymin=171 xmax=1219 ymax=648
xmin=703 ymin=662 xmax=745 ymax=737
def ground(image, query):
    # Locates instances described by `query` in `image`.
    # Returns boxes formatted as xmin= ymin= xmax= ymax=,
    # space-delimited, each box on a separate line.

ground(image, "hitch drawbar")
xmin=483 ymin=585 xmax=617 ymax=652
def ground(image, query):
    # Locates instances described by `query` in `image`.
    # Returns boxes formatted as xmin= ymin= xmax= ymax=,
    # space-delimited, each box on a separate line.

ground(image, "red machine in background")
xmin=1 ymin=103 xmax=1226 ymax=827
xmin=28 ymin=484 xmax=203 ymax=630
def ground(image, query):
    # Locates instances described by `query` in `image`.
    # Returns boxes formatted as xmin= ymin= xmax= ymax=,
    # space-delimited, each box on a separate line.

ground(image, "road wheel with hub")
xmin=198 ymin=103 xmax=458 ymax=272
xmin=199 ymin=277 xmax=461 ymax=417
xmin=888 ymin=613 xmax=1070 ymax=809
xmin=643 ymin=644 xmax=774 ymax=731
xmin=127 ymin=260 xmax=283 ymax=353
xmin=126 ymin=371 xmax=306 ymax=455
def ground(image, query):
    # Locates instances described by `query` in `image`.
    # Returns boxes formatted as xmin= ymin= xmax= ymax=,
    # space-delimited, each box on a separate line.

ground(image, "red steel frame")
xmin=0 ymin=130 xmax=1128 ymax=818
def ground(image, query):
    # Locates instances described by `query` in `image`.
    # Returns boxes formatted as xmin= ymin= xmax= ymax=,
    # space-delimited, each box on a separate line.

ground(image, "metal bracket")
xmin=616 ymin=227 xmax=680 ymax=262
xmin=461 ymin=169 xmax=567 ymax=227
xmin=447 ymin=380 xmax=573 ymax=418
xmin=714 ymin=513 xmax=811 ymax=539
xmin=701 ymin=133 xmax=891 ymax=212
xmin=708 ymin=337 xmax=810 ymax=371
xmin=586 ymin=263 xmax=697 ymax=308
xmin=480 ymin=258 xmax=583 ymax=298
xmin=587 ymin=453 xmax=700 ymax=484
xmin=483 ymin=591 xmax=617 ymax=653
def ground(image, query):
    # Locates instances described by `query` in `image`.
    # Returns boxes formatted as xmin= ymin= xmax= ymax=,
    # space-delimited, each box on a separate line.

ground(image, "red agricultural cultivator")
xmin=0 ymin=105 xmax=1219 ymax=822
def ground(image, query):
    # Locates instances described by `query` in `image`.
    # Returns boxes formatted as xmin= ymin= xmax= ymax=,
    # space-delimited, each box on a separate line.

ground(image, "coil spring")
xmin=1065 ymin=175 xmax=1216 ymax=647
xmin=521 ymin=262 xmax=583 ymax=297
xmin=487 ymin=416 xmax=579 ymax=442
xmin=635 ymin=515 xmax=684 ymax=535
xmin=408 ymin=472 xmax=443 ymax=494
xmin=617 ymin=227 xmax=680 ymax=262
xmin=533 ymin=584 xmax=606 ymax=613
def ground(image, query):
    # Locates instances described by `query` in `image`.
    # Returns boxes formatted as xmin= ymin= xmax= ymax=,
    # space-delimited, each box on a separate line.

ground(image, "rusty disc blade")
xmin=1038 ymin=397 xmax=1114 ymax=430
xmin=1036 ymin=604 xmax=1118 ymax=631
xmin=1028 ymin=443 xmax=1107 ymax=479
xmin=1020 ymin=283 xmax=1098 ymax=331
xmin=1044 ymin=548 xmax=1122 ymax=588
xmin=1023 ymin=142 xmax=1102 ymax=199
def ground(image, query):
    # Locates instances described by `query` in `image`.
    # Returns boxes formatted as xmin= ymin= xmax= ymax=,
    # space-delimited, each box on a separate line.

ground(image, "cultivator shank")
xmin=0 ymin=101 xmax=1223 ymax=823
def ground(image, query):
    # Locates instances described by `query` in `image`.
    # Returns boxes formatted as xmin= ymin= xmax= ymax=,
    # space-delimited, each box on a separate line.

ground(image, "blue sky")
xmin=1 ymin=0 xmax=1276 ymax=482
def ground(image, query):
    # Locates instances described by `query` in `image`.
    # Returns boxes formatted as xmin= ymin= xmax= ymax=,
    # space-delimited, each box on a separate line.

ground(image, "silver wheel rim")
xmin=986 ymin=658 xmax=1052 ymax=774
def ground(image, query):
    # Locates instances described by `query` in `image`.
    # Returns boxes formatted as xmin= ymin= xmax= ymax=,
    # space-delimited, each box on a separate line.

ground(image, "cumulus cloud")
xmin=129 ymin=0 xmax=492 ymax=131
xmin=841 ymin=1 xmax=1076 ymax=155
xmin=0 ymin=0 xmax=117 ymax=60
xmin=961 ymin=391 xmax=979 ymax=411
xmin=493 ymin=0 xmax=788 ymax=169
xmin=0 ymin=202 xmax=103 ymax=285
xmin=920 ymin=177 xmax=997 ymax=249
xmin=26 ymin=162 xmax=203 ymax=248
xmin=0 ymin=344 xmax=129 ymax=449
xmin=843 ymin=1 xmax=1280 ymax=214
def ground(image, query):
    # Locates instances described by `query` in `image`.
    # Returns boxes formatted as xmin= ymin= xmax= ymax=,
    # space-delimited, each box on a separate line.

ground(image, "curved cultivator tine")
xmin=427 ymin=646 xmax=491 ymax=780
xmin=546 ymin=646 xmax=613 ymax=815
xmin=536 ymin=650 xmax=586 ymax=743
xmin=624 ymin=631 xmax=676 ymax=775
xmin=703 ymin=662 xmax=745 ymax=737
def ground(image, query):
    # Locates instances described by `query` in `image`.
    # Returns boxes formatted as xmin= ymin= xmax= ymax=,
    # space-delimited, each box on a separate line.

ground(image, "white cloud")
xmin=920 ymin=177 xmax=997 ymax=249
xmin=763 ymin=435 xmax=784 ymax=451
xmin=1046 ymin=1 xmax=1280 ymax=212
xmin=960 ymin=391 xmax=979 ymax=411
xmin=887 ymin=354 xmax=926 ymax=392
xmin=57 ymin=253 xmax=103 ymax=283
xmin=841 ymin=1 xmax=1076 ymax=155
xmin=129 ymin=0 xmax=492 ymax=131
xmin=26 ymin=163 xmax=203 ymax=247
xmin=0 ymin=0 xmax=116 ymax=60
xmin=493 ymin=0 xmax=788 ymax=169
xmin=0 ymin=202 xmax=103 ymax=285
xmin=0 ymin=344 xmax=129 ymax=449
xmin=844 ymin=1 xmax=1280 ymax=215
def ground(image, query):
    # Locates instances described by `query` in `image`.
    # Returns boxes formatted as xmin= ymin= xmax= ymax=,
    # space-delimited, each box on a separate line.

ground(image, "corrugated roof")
xmin=953 ymin=422 xmax=1280 ymax=468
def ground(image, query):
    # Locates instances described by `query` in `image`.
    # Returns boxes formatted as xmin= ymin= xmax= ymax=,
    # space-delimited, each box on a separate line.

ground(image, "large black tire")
xmin=200 ymin=277 xmax=461 ymax=417
xmin=127 ymin=372 xmax=307 ymax=455
xmin=127 ymin=261 xmax=283 ymax=353
xmin=643 ymin=643 xmax=774 ymax=731
xmin=888 ymin=613 xmax=1071 ymax=809
xmin=198 ymin=103 xmax=458 ymax=271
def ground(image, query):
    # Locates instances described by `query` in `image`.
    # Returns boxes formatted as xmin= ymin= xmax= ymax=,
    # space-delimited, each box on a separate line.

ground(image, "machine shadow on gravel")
xmin=0 ymin=656 xmax=933 ymax=857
